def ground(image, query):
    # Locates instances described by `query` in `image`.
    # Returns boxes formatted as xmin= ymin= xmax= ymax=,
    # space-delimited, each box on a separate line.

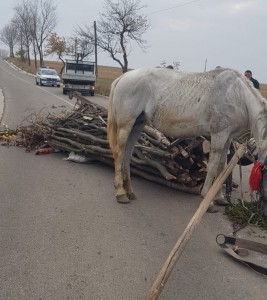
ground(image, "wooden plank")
xmin=145 ymin=144 xmax=247 ymax=300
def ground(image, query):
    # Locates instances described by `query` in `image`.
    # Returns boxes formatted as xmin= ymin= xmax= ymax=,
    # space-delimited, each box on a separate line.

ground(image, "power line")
xmin=149 ymin=0 xmax=202 ymax=15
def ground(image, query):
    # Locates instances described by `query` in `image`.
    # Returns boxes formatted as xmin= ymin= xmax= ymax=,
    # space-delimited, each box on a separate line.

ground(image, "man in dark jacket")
xmin=244 ymin=70 xmax=260 ymax=90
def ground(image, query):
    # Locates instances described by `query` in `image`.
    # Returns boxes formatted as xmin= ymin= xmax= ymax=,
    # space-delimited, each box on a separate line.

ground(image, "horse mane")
xmin=246 ymin=80 xmax=267 ymax=140
xmin=215 ymin=68 xmax=267 ymax=141
xmin=214 ymin=68 xmax=267 ymax=111
xmin=242 ymin=74 xmax=267 ymax=110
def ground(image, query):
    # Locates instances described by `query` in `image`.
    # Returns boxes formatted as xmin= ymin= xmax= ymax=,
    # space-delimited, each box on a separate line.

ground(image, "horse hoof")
xmin=127 ymin=193 xmax=137 ymax=201
xmin=214 ymin=198 xmax=229 ymax=206
xmin=207 ymin=204 xmax=219 ymax=213
xmin=116 ymin=195 xmax=130 ymax=204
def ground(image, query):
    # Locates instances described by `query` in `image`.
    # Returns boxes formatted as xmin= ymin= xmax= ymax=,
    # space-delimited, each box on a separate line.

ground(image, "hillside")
xmin=6 ymin=58 xmax=267 ymax=98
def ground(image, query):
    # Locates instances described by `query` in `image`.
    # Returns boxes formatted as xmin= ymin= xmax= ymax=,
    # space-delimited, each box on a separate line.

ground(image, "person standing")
xmin=244 ymin=70 xmax=260 ymax=90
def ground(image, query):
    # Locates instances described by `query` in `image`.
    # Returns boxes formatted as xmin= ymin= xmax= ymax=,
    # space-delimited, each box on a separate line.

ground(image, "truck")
xmin=62 ymin=59 xmax=96 ymax=96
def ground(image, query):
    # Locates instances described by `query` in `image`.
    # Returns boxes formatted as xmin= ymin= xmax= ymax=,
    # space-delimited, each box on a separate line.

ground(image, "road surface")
xmin=0 ymin=58 xmax=266 ymax=300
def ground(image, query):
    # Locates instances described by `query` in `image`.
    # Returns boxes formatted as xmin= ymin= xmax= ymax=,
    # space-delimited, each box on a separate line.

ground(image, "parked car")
xmin=35 ymin=66 xmax=61 ymax=87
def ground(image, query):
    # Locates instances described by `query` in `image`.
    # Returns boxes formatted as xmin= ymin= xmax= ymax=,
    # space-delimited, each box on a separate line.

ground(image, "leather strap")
xmin=216 ymin=234 xmax=267 ymax=276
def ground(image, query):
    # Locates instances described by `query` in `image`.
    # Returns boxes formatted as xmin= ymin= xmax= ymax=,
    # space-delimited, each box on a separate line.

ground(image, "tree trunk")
xmin=33 ymin=42 xmax=37 ymax=68
xmin=59 ymin=56 xmax=65 ymax=75
xmin=38 ymin=45 xmax=43 ymax=66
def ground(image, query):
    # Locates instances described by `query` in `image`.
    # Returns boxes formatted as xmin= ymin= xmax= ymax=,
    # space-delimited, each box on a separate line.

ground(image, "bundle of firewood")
xmin=29 ymin=92 xmax=211 ymax=195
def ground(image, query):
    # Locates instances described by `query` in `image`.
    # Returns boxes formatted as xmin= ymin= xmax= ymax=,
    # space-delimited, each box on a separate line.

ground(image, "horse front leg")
xmin=122 ymin=163 xmax=136 ymax=201
xmin=201 ymin=134 xmax=231 ymax=212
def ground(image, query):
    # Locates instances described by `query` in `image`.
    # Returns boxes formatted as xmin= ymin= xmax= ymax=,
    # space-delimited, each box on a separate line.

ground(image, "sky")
xmin=0 ymin=0 xmax=267 ymax=83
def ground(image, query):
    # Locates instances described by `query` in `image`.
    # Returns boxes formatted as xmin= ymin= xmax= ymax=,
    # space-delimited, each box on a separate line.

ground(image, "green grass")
xmin=225 ymin=199 xmax=267 ymax=230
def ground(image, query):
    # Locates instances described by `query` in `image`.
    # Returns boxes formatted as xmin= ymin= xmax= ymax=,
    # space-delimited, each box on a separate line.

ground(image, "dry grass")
xmin=260 ymin=83 xmax=267 ymax=99
xmin=96 ymin=65 xmax=123 ymax=96
xmin=7 ymin=57 xmax=267 ymax=98
xmin=7 ymin=57 xmax=63 ymax=75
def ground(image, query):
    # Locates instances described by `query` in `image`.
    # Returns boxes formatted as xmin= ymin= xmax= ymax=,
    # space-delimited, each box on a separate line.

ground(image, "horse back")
xmin=110 ymin=67 xmax=254 ymax=138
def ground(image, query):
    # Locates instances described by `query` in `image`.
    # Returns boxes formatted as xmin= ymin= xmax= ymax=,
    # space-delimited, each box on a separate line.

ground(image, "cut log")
xmin=12 ymin=92 xmax=222 ymax=194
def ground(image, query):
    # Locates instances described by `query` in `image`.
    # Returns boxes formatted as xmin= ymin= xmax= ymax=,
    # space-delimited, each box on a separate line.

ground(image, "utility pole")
xmin=204 ymin=58 xmax=207 ymax=72
xmin=74 ymin=37 xmax=77 ymax=60
xmin=94 ymin=21 xmax=98 ymax=78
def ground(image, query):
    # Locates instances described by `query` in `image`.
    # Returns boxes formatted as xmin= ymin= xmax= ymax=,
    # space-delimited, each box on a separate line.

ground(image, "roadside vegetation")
xmin=225 ymin=199 xmax=267 ymax=231
xmin=0 ymin=0 xmax=150 ymax=75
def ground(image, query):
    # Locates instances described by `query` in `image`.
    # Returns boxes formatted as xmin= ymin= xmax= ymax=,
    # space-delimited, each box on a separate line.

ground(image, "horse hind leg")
xmin=201 ymin=134 xmax=231 ymax=212
xmin=122 ymin=112 xmax=147 ymax=201
xmin=113 ymin=124 xmax=133 ymax=204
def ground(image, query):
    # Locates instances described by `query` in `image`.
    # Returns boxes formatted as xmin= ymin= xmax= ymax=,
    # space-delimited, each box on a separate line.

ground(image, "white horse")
xmin=107 ymin=67 xmax=267 ymax=212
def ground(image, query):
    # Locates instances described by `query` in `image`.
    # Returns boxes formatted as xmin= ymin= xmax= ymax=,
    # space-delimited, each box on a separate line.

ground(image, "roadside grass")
xmin=260 ymin=83 xmax=267 ymax=99
xmin=6 ymin=57 xmax=267 ymax=98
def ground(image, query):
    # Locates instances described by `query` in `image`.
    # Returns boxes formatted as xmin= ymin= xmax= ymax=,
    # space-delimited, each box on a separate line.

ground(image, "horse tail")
xmin=107 ymin=75 xmax=123 ymax=154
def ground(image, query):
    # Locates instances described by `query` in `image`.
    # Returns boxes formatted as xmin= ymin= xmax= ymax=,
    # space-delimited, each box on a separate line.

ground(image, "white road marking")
xmin=2 ymin=61 xmax=74 ymax=107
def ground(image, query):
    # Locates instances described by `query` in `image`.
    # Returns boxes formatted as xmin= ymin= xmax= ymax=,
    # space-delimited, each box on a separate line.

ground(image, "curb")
xmin=4 ymin=59 xmax=35 ymax=77
xmin=0 ymin=87 xmax=4 ymax=123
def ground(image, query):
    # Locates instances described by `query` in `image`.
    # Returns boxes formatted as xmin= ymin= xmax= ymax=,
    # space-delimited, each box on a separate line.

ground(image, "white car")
xmin=35 ymin=67 xmax=61 ymax=87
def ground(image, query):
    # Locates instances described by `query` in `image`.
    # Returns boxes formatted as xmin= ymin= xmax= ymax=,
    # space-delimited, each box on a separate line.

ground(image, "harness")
xmin=217 ymin=234 xmax=267 ymax=276
xmin=221 ymin=144 xmax=267 ymax=276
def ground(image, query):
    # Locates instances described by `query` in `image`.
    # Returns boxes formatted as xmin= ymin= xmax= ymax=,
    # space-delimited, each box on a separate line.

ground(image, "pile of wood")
xmin=36 ymin=92 xmax=211 ymax=195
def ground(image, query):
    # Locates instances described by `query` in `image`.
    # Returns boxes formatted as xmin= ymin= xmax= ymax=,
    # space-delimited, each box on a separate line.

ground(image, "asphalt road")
xmin=0 ymin=58 xmax=266 ymax=300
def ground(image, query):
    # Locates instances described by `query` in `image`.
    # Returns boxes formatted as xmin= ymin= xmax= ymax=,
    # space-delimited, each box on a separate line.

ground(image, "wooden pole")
xmin=94 ymin=21 xmax=98 ymax=78
xmin=145 ymin=144 xmax=247 ymax=300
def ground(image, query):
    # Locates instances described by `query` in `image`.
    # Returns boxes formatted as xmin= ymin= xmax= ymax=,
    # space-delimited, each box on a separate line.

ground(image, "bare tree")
xmin=76 ymin=0 xmax=150 ymax=73
xmin=13 ymin=0 xmax=34 ymax=65
xmin=0 ymin=48 xmax=8 ymax=58
xmin=173 ymin=61 xmax=180 ymax=70
xmin=69 ymin=32 xmax=95 ymax=61
xmin=16 ymin=24 xmax=26 ymax=62
xmin=160 ymin=60 xmax=180 ymax=70
xmin=29 ymin=0 xmax=57 ymax=66
xmin=0 ymin=21 xmax=18 ymax=57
